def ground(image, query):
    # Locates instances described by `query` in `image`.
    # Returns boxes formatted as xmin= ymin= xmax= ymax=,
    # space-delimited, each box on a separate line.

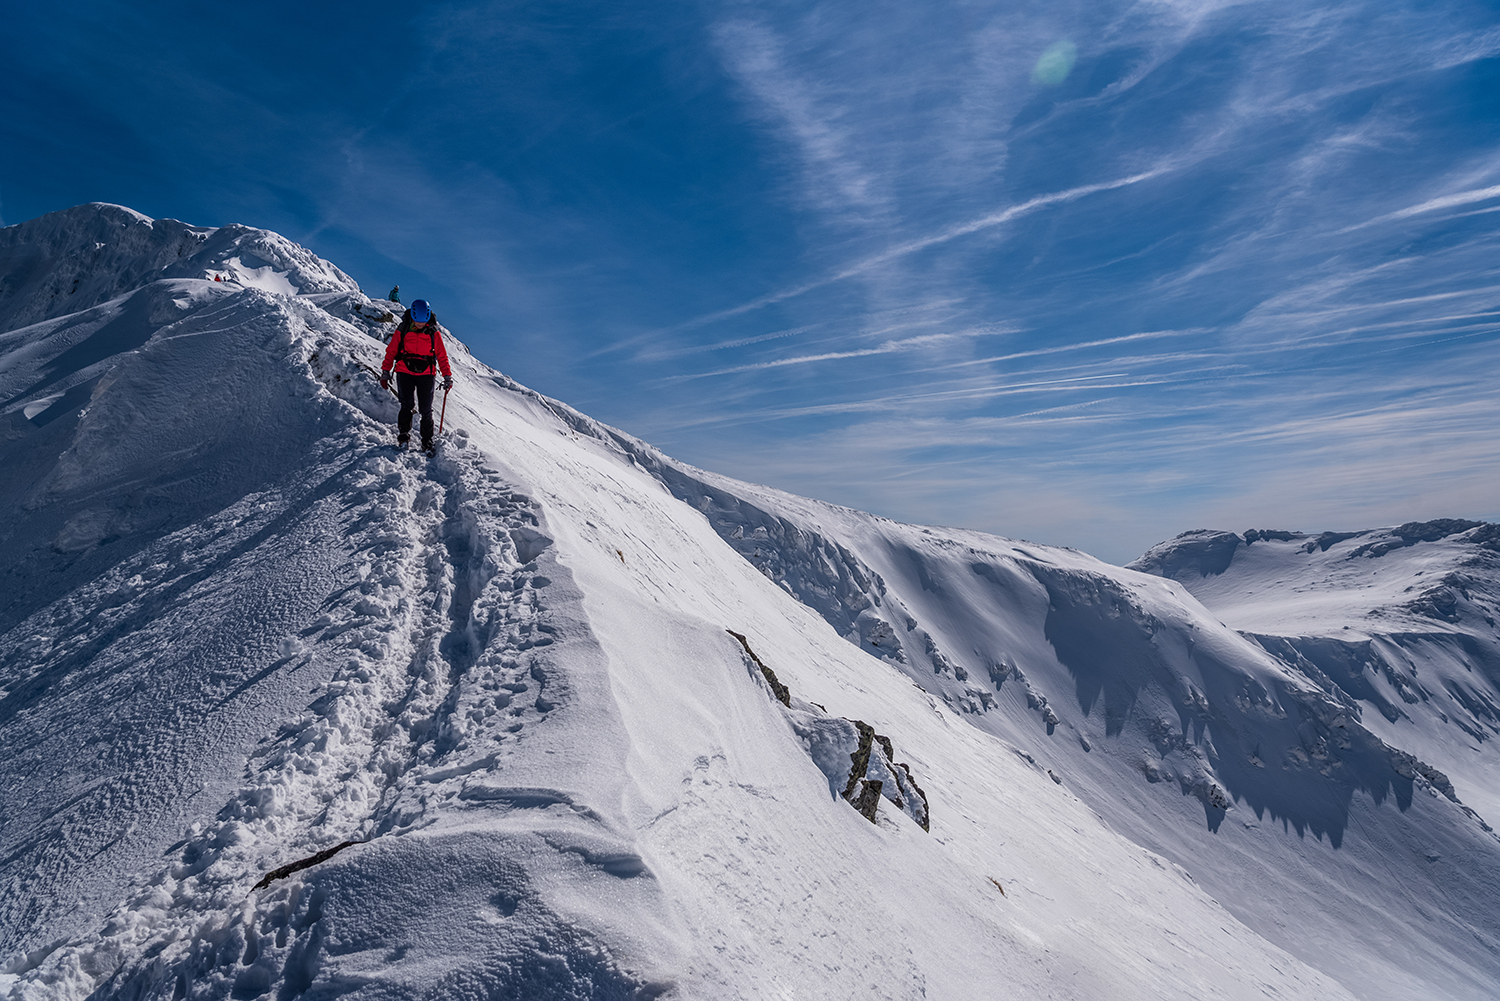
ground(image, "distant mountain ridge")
xmin=1 ymin=204 xmax=1497 ymax=1001
xmin=1129 ymin=519 xmax=1500 ymax=828
xmin=1131 ymin=519 xmax=1500 ymax=579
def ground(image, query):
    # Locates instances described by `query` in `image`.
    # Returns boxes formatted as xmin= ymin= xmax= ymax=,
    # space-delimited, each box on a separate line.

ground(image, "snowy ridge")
xmin=0 ymin=205 xmax=1495 ymax=999
xmin=2 ymin=281 xmax=681 ymax=997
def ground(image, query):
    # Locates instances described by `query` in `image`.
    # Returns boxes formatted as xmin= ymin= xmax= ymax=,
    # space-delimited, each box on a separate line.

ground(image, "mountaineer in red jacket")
xmin=380 ymin=299 xmax=453 ymax=451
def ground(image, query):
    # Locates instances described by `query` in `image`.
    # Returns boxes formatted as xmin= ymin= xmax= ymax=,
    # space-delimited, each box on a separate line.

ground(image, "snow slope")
xmin=607 ymin=451 xmax=1500 ymax=1001
xmin=0 ymin=205 xmax=1495 ymax=1000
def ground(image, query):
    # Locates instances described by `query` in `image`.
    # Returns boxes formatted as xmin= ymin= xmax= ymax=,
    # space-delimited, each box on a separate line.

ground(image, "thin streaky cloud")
xmin=639 ymin=298 xmax=982 ymax=363
xmin=1367 ymin=326 xmax=1500 ymax=355
xmin=662 ymin=309 xmax=1493 ymax=429
xmin=1008 ymin=398 xmax=1120 ymax=421
xmin=1432 ymin=25 xmax=1500 ymax=69
xmin=666 ymin=331 xmax=968 ymax=380
xmin=1239 ymin=285 xmax=1500 ymax=327
xmin=1311 ymin=309 xmax=1500 ymax=339
xmin=713 ymin=19 xmax=889 ymax=218
xmin=1338 ymin=183 xmax=1500 ymax=233
xmin=772 ymin=379 xmax=1500 ymax=468
xmin=665 ymin=322 xmax=1011 ymax=382
xmin=1438 ymin=204 xmax=1500 ymax=223
xmin=792 ymin=371 xmax=1134 ymax=412
xmin=1243 ymin=320 xmax=1500 ymax=354
xmin=659 ymin=374 xmax=1127 ymax=429
xmin=926 ymin=328 xmax=1204 ymax=371
xmin=634 ymin=323 xmax=823 ymax=362
xmin=665 ymin=374 xmax=1198 ymax=430
xmin=618 ymin=166 xmax=1176 ymax=345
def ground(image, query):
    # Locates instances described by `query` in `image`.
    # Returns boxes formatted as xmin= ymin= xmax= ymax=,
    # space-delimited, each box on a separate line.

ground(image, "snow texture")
xmin=1 ymin=205 xmax=1496 ymax=1000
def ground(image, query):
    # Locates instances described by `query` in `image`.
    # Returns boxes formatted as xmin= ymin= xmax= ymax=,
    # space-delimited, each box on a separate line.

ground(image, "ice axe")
xmin=439 ymin=383 xmax=450 ymax=434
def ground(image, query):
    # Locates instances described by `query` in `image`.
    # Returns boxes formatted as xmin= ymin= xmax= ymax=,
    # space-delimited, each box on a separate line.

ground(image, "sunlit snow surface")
xmin=1 ymin=206 xmax=1497 ymax=1000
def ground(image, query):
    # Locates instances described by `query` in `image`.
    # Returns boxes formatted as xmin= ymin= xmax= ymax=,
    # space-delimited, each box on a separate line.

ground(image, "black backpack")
xmin=394 ymin=310 xmax=439 ymax=374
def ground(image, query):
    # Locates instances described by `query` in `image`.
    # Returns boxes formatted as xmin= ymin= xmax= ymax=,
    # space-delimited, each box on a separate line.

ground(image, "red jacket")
xmin=382 ymin=319 xmax=452 ymax=378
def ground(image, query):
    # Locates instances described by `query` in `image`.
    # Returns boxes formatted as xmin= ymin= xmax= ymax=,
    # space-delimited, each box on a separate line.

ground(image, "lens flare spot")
xmin=1032 ymin=40 xmax=1077 ymax=86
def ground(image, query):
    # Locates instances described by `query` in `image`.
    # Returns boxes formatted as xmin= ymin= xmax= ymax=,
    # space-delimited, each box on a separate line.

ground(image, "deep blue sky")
xmin=6 ymin=1 xmax=1499 ymax=563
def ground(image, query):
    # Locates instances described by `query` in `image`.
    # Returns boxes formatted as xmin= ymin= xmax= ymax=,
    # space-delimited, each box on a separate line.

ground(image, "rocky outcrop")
xmin=1349 ymin=520 xmax=1488 ymax=558
xmin=730 ymin=630 xmax=930 ymax=831
xmin=840 ymin=719 xmax=930 ymax=830
xmin=728 ymin=629 xmax=790 ymax=707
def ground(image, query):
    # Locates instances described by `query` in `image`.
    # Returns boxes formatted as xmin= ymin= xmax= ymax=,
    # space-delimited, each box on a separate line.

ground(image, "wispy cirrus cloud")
xmin=632 ymin=323 xmax=822 ymax=362
xmin=1339 ymin=183 xmax=1500 ymax=233
xmin=14 ymin=0 xmax=1498 ymax=564
xmin=652 ymin=165 xmax=1174 ymax=339
xmin=712 ymin=19 xmax=889 ymax=221
xmin=665 ymin=329 xmax=983 ymax=380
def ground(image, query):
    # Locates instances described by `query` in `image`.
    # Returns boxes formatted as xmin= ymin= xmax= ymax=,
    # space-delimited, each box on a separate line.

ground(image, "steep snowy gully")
xmin=0 ymin=205 xmax=1496 ymax=1000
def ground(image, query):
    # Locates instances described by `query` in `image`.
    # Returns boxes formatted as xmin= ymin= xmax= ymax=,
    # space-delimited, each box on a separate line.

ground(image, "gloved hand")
xmin=442 ymin=377 xmax=453 ymax=392
xmin=380 ymin=372 xmax=390 ymax=390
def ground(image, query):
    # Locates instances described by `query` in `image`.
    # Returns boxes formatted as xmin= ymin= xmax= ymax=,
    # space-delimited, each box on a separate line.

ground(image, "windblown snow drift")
xmin=1 ymin=205 xmax=1497 ymax=1000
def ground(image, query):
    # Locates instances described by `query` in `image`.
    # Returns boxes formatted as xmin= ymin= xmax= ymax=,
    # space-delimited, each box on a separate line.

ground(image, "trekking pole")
xmin=439 ymin=385 xmax=449 ymax=434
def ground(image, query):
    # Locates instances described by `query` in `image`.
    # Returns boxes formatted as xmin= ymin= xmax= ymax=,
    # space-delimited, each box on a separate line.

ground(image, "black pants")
xmin=396 ymin=372 xmax=435 ymax=443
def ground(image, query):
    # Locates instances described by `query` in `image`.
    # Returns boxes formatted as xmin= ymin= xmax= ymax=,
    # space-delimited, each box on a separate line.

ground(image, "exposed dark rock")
xmin=1304 ymin=531 xmax=1366 ymax=553
xmin=1350 ymin=520 xmax=1488 ymax=558
xmin=849 ymin=779 xmax=884 ymax=822
xmin=1470 ymin=523 xmax=1500 ymax=552
xmin=1405 ymin=580 xmax=1466 ymax=622
xmin=1397 ymin=519 xmax=1486 ymax=543
xmin=987 ymin=658 xmax=1012 ymax=688
xmin=252 ymin=840 xmax=363 ymax=891
xmin=1243 ymin=529 xmax=1304 ymax=544
xmin=1249 ymin=634 xmax=1404 ymax=724
xmin=728 ymin=629 xmax=790 ymax=707
xmin=841 ymin=720 xmax=930 ymax=831
xmin=1390 ymin=750 xmax=1458 ymax=803
xmin=843 ymin=720 xmax=877 ymax=801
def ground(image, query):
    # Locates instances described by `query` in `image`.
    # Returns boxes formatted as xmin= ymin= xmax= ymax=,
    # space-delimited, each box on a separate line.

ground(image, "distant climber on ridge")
xmin=388 ymin=284 xmax=400 ymax=303
xmin=379 ymin=299 xmax=453 ymax=450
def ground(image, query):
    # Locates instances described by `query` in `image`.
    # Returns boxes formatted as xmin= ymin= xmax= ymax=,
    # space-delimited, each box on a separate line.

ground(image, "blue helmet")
xmin=410 ymin=300 xmax=431 ymax=323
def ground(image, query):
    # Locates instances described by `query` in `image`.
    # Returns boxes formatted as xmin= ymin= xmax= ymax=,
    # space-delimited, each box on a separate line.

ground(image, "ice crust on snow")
xmin=0 ymin=204 xmax=1497 ymax=1000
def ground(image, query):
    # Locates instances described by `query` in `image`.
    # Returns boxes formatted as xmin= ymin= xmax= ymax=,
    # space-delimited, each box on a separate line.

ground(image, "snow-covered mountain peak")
xmin=2 ymin=206 xmax=1498 ymax=1001
xmin=0 ymin=203 xmax=361 ymax=335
